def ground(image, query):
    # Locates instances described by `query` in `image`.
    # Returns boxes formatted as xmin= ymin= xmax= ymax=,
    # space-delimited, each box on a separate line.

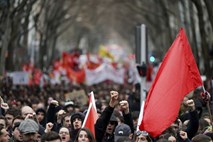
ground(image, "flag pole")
xmin=137 ymin=100 xmax=145 ymax=131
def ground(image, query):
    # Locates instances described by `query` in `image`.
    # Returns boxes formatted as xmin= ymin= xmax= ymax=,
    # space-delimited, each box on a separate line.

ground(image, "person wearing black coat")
xmin=95 ymin=91 xmax=134 ymax=142
xmin=70 ymin=112 xmax=85 ymax=142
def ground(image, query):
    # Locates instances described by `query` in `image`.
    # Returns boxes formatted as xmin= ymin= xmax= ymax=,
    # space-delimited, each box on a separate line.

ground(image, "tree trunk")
xmin=189 ymin=1 xmax=199 ymax=65
xmin=204 ymin=0 xmax=213 ymax=29
xmin=192 ymin=0 xmax=211 ymax=78
xmin=0 ymin=12 xmax=10 ymax=75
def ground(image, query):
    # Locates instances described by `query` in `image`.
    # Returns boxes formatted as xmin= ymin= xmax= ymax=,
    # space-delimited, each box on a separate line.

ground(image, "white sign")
xmin=9 ymin=72 xmax=30 ymax=85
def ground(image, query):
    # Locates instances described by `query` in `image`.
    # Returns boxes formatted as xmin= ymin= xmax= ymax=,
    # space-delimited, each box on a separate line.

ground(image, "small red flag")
xmin=139 ymin=28 xmax=203 ymax=137
xmin=82 ymin=92 xmax=98 ymax=137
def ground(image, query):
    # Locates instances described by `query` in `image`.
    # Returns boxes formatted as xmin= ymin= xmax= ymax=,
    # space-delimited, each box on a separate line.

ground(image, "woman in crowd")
xmin=75 ymin=128 xmax=96 ymax=142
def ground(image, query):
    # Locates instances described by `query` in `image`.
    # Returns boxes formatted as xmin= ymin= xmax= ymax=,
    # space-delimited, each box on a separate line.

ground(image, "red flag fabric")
xmin=82 ymin=92 xmax=98 ymax=137
xmin=139 ymin=28 xmax=203 ymax=137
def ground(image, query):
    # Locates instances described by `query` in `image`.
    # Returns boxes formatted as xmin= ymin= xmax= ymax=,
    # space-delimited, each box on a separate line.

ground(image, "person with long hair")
xmin=75 ymin=128 xmax=96 ymax=142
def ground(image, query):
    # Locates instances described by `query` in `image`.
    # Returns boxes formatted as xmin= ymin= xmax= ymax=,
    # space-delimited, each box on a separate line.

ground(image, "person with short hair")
xmin=21 ymin=106 xmax=35 ymax=118
xmin=59 ymin=127 xmax=71 ymax=142
xmin=191 ymin=134 xmax=212 ymax=142
xmin=41 ymin=131 xmax=61 ymax=142
xmin=0 ymin=125 xmax=9 ymax=142
xmin=0 ymin=116 xmax=7 ymax=128
xmin=5 ymin=108 xmax=21 ymax=137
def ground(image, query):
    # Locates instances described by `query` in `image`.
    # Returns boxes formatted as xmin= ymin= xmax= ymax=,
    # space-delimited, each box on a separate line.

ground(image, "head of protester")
xmin=114 ymin=123 xmax=132 ymax=142
xmin=59 ymin=126 xmax=71 ymax=142
xmin=41 ymin=131 xmax=62 ymax=142
xmin=191 ymin=134 xmax=212 ymax=142
xmin=10 ymin=122 xmax=22 ymax=142
xmin=75 ymin=128 xmax=96 ymax=142
xmin=134 ymin=130 xmax=152 ymax=142
xmin=70 ymin=112 xmax=85 ymax=141
xmin=0 ymin=124 xmax=9 ymax=142
xmin=64 ymin=100 xmax=75 ymax=115
xmin=18 ymin=119 xmax=39 ymax=142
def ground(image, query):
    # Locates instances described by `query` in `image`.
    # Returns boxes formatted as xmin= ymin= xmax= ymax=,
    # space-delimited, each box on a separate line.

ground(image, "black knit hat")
xmin=36 ymin=108 xmax=46 ymax=115
xmin=70 ymin=112 xmax=85 ymax=124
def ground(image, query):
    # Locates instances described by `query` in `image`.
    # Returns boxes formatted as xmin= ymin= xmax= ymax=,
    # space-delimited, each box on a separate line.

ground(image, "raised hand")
xmin=109 ymin=91 xmax=119 ymax=108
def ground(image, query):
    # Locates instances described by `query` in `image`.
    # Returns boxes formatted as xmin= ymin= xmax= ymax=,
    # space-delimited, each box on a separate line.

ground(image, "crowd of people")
xmin=0 ymin=76 xmax=212 ymax=142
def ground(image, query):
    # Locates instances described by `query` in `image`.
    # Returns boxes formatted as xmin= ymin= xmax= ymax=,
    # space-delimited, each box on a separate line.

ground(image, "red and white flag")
xmin=82 ymin=92 xmax=98 ymax=137
xmin=139 ymin=28 xmax=203 ymax=137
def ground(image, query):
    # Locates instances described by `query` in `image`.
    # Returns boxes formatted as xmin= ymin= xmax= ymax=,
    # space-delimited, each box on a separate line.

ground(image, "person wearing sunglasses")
xmin=134 ymin=131 xmax=152 ymax=142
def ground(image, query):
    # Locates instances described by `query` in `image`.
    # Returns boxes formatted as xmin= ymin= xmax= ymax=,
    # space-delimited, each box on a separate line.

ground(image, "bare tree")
xmin=0 ymin=0 xmax=38 ymax=73
xmin=191 ymin=0 xmax=212 ymax=78
xmin=36 ymin=0 xmax=78 ymax=69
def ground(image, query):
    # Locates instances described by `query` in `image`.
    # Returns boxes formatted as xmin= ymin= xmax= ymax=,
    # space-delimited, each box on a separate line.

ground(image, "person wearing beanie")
xmin=36 ymin=108 xmax=47 ymax=128
xmin=70 ymin=112 xmax=85 ymax=142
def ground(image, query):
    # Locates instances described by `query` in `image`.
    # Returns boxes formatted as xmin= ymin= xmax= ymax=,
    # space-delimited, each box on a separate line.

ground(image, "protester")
xmin=0 ymin=70 xmax=212 ymax=142
xmin=18 ymin=119 xmax=39 ymax=142
xmin=127 ymin=83 xmax=141 ymax=112
xmin=95 ymin=90 xmax=134 ymax=142
xmin=0 ymin=125 xmax=9 ymax=142
xmin=41 ymin=131 xmax=61 ymax=142
xmin=59 ymin=127 xmax=71 ymax=142
xmin=134 ymin=130 xmax=153 ymax=142
xmin=11 ymin=116 xmax=24 ymax=129
xmin=63 ymin=101 xmax=75 ymax=115
xmin=46 ymin=100 xmax=63 ymax=132
xmin=0 ymin=116 xmax=7 ymax=128
xmin=36 ymin=108 xmax=47 ymax=128
xmin=70 ymin=112 xmax=85 ymax=142
xmin=114 ymin=123 xmax=132 ymax=142
xmin=21 ymin=106 xmax=35 ymax=119
xmin=5 ymin=108 xmax=21 ymax=136
xmin=9 ymin=122 xmax=22 ymax=142
xmin=74 ymin=128 xmax=96 ymax=142
xmin=95 ymin=91 xmax=119 ymax=142
xmin=191 ymin=134 xmax=212 ymax=142
xmin=61 ymin=114 xmax=71 ymax=130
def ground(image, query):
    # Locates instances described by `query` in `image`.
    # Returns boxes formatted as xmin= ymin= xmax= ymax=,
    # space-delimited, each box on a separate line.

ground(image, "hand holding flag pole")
xmin=201 ymin=86 xmax=212 ymax=131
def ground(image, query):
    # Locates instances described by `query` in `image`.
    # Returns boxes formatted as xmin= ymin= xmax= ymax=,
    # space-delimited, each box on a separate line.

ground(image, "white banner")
xmin=8 ymin=72 xmax=30 ymax=85
xmin=85 ymin=63 xmax=125 ymax=85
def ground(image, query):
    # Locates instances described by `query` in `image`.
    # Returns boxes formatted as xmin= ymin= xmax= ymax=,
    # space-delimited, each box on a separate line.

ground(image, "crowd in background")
xmin=0 ymin=75 xmax=212 ymax=142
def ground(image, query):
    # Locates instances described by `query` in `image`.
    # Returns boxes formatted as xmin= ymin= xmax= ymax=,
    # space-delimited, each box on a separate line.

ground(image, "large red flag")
xmin=82 ymin=92 xmax=98 ymax=137
xmin=139 ymin=28 xmax=203 ymax=137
